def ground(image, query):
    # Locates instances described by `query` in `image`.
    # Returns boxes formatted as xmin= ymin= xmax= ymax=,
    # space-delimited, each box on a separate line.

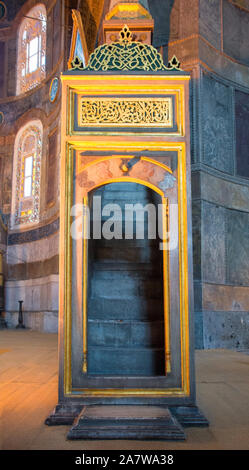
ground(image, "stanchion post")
xmin=16 ymin=300 xmax=25 ymax=329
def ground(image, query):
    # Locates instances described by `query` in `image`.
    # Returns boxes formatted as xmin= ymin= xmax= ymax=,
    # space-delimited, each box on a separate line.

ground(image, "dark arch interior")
xmin=87 ymin=182 xmax=165 ymax=376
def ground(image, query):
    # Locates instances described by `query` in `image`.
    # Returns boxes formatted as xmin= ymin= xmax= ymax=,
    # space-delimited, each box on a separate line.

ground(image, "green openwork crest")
xmin=70 ymin=25 xmax=181 ymax=72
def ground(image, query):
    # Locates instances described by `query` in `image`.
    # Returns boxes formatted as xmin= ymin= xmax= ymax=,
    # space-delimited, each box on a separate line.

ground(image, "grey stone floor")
xmin=1 ymin=330 xmax=249 ymax=450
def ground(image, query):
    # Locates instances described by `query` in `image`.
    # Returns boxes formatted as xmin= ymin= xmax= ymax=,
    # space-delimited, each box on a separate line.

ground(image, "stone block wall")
xmin=147 ymin=0 xmax=249 ymax=348
xmin=186 ymin=0 xmax=249 ymax=348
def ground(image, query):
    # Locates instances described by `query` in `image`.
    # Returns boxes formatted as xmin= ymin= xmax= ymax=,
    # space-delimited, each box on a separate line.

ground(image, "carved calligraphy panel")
xmin=78 ymin=97 xmax=173 ymax=128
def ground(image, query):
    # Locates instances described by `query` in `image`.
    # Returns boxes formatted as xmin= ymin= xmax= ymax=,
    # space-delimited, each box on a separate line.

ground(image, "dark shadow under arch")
xmin=87 ymin=181 xmax=166 ymax=376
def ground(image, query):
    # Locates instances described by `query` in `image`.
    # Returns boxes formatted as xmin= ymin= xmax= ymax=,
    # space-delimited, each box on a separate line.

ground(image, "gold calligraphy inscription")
xmin=78 ymin=97 xmax=173 ymax=128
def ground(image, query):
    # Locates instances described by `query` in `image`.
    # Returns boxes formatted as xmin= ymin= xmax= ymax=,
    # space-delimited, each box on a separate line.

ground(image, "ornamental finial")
xmin=119 ymin=25 xmax=133 ymax=42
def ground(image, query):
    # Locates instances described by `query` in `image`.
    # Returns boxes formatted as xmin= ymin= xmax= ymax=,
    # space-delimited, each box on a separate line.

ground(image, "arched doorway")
xmin=87 ymin=182 xmax=165 ymax=376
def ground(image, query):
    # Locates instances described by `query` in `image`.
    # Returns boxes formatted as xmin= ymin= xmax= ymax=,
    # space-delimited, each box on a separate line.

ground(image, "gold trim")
xmin=178 ymin=146 xmax=190 ymax=394
xmin=78 ymin=155 xmax=173 ymax=174
xmin=87 ymin=176 xmax=164 ymax=196
xmin=82 ymin=194 xmax=88 ymax=374
xmin=61 ymin=75 xmax=190 ymax=82
xmin=64 ymin=144 xmax=73 ymax=395
xmin=71 ymin=388 xmax=187 ymax=397
xmin=68 ymin=83 xmax=184 ymax=136
xmin=62 ymin=141 xmax=190 ymax=398
xmin=162 ymin=196 xmax=171 ymax=374
xmin=60 ymin=70 xmax=191 ymax=398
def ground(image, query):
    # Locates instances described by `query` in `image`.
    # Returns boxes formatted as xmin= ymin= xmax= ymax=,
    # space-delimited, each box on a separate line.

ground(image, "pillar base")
xmin=170 ymin=406 xmax=209 ymax=427
xmin=67 ymin=405 xmax=186 ymax=441
xmin=45 ymin=404 xmax=82 ymax=426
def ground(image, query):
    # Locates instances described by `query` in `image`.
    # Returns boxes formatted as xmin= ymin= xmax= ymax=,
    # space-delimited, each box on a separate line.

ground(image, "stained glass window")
xmin=16 ymin=4 xmax=46 ymax=95
xmin=12 ymin=121 xmax=43 ymax=227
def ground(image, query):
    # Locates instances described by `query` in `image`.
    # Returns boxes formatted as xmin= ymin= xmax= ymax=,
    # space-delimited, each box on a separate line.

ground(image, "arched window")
xmin=16 ymin=4 xmax=47 ymax=95
xmin=12 ymin=121 xmax=43 ymax=228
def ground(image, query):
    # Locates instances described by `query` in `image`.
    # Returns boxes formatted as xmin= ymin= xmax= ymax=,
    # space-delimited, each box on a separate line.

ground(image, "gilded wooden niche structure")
xmin=46 ymin=22 xmax=208 ymax=439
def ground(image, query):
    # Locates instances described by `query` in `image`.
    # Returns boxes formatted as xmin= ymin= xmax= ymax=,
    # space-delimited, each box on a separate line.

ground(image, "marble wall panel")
xmin=223 ymin=1 xmax=249 ymax=66
xmin=199 ymin=40 xmax=249 ymax=90
xmin=5 ymin=310 xmax=58 ymax=333
xmin=202 ymin=201 xmax=226 ymax=284
xmin=203 ymin=283 xmax=249 ymax=311
xmin=202 ymin=72 xmax=233 ymax=174
xmin=200 ymin=171 xmax=249 ymax=212
xmin=0 ymin=42 xmax=5 ymax=98
xmin=179 ymin=0 xmax=199 ymax=38
xmin=194 ymin=311 xmax=204 ymax=349
xmin=7 ymin=231 xmax=59 ymax=265
xmin=203 ymin=310 xmax=249 ymax=349
xmin=226 ymin=210 xmax=249 ymax=285
xmin=148 ymin=0 xmax=174 ymax=47
xmin=192 ymin=200 xmax=202 ymax=280
xmin=199 ymin=0 xmax=221 ymax=49
xmin=235 ymin=90 xmax=249 ymax=179
xmin=5 ymin=274 xmax=59 ymax=312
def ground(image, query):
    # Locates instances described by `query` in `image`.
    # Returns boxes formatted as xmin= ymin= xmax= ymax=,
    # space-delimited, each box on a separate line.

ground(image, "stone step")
xmin=93 ymin=246 xmax=161 ymax=263
xmin=67 ymin=406 xmax=185 ymax=441
xmin=93 ymin=261 xmax=161 ymax=272
xmin=100 ymin=190 xmax=151 ymax=201
xmin=87 ymin=347 xmax=165 ymax=376
xmin=88 ymin=319 xmax=165 ymax=348
xmin=92 ymin=267 xmax=162 ymax=281
xmin=92 ymin=238 xmax=160 ymax=248
xmin=97 ymin=182 xmax=149 ymax=192
xmin=90 ymin=277 xmax=163 ymax=299
xmin=88 ymin=298 xmax=164 ymax=320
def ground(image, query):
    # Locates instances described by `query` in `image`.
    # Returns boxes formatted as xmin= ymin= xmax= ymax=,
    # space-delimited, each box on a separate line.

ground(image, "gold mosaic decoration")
xmin=78 ymin=97 xmax=173 ymax=127
xmin=70 ymin=25 xmax=181 ymax=72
